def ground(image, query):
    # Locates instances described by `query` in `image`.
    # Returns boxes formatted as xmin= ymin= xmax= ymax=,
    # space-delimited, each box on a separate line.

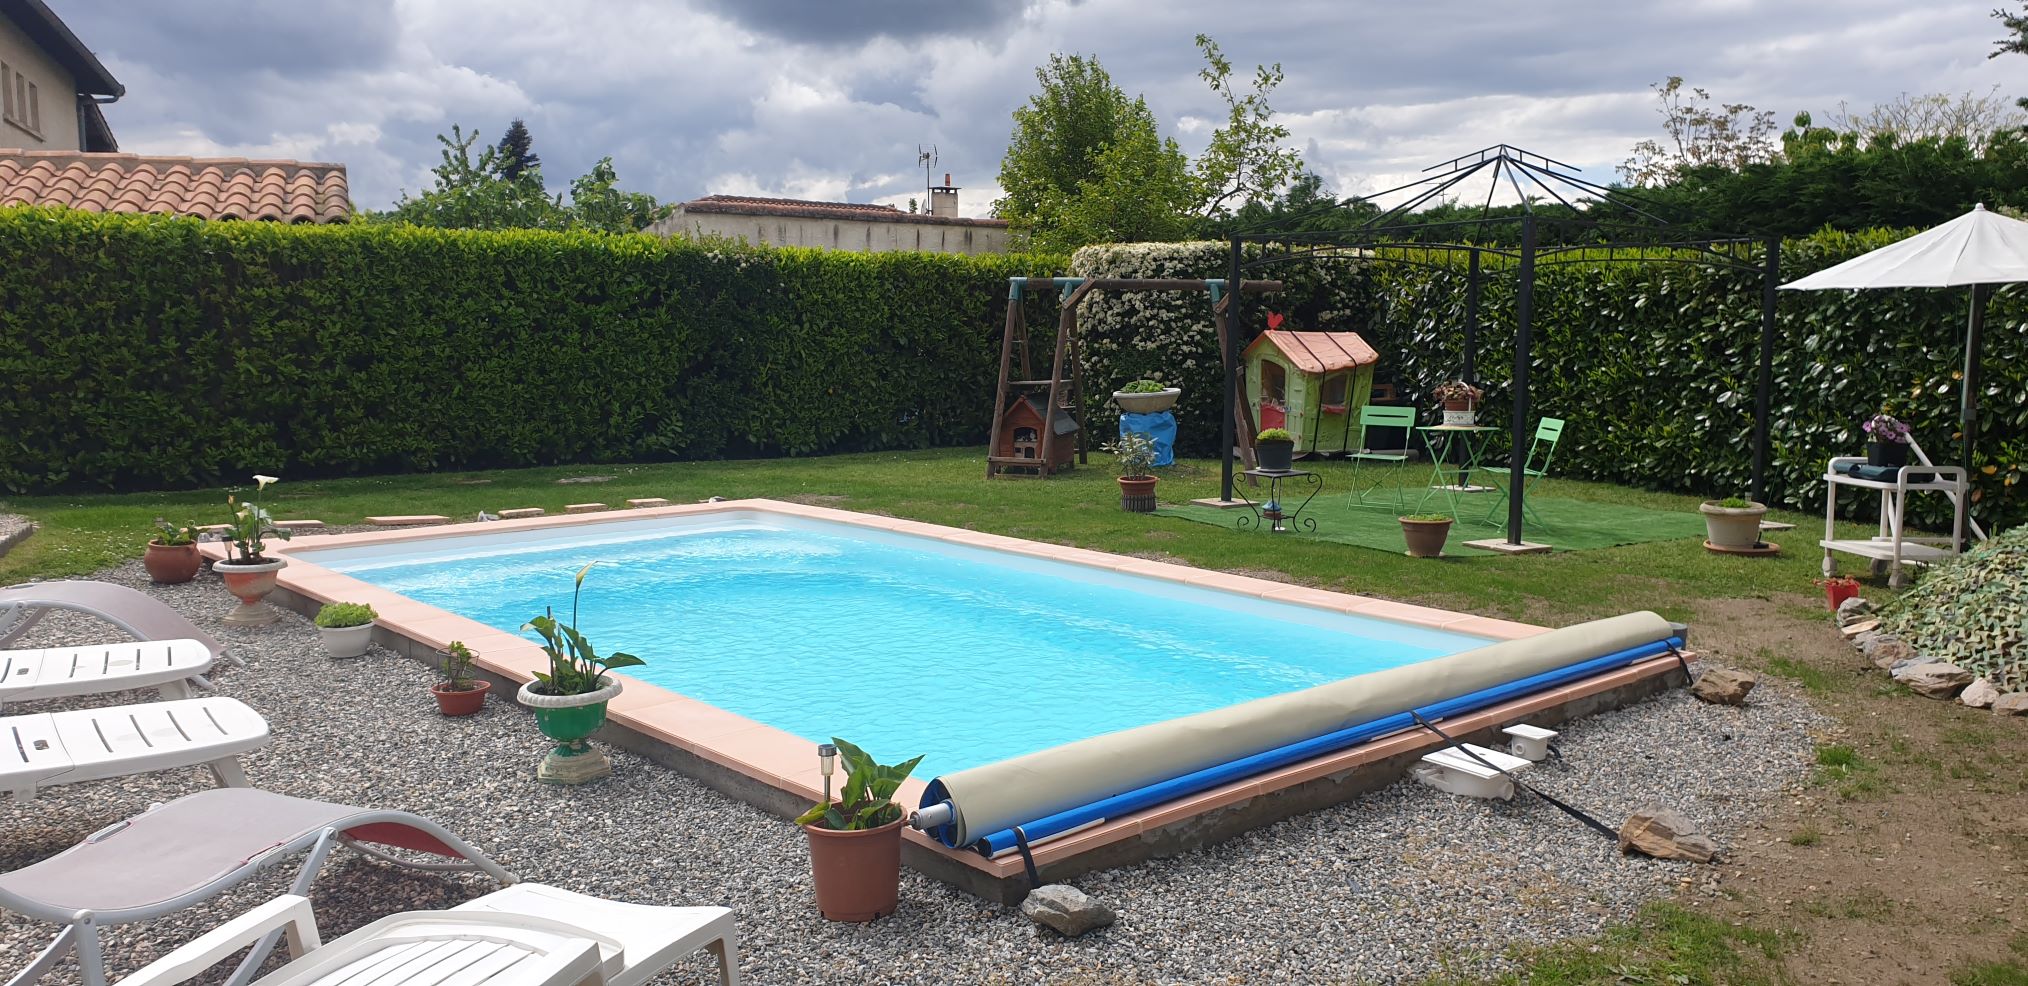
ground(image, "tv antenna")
xmin=917 ymin=144 xmax=937 ymax=212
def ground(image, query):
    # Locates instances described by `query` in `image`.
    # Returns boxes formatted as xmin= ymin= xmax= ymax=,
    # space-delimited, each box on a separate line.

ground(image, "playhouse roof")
xmin=1013 ymin=395 xmax=1080 ymax=435
xmin=1245 ymin=330 xmax=1378 ymax=374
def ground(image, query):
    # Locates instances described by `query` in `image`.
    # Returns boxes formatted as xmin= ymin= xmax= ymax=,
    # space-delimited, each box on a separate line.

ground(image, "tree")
xmin=1825 ymin=88 xmax=2025 ymax=143
xmin=496 ymin=119 xmax=540 ymax=181
xmin=1189 ymin=34 xmax=1304 ymax=222
xmin=1993 ymin=5 xmax=2028 ymax=111
xmin=569 ymin=158 xmax=670 ymax=233
xmin=1619 ymin=77 xmax=1779 ymax=186
xmin=386 ymin=125 xmax=666 ymax=233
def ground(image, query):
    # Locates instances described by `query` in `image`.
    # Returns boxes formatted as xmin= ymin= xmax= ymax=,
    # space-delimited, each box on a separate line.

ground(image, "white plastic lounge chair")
xmin=0 ymin=639 xmax=215 ymax=712
xmin=0 ymin=696 xmax=267 ymax=802
xmin=0 ymin=582 xmax=237 ymax=667
xmin=0 ymin=787 xmax=519 ymax=986
xmin=454 ymin=884 xmax=739 ymax=986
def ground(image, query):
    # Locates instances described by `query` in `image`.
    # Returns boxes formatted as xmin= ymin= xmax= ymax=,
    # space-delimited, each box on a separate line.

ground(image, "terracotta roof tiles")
xmin=0 ymin=151 xmax=351 ymax=223
xmin=1246 ymin=330 xmax=1380 ymax=374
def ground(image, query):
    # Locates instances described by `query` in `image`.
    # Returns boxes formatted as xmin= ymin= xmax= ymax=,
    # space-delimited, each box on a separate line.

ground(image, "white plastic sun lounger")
xmin=0 ymin=695 xmax=268 ymax=802
xmin=0 ymin=639 xmax=216 ymax=712
xmin=0 ymin=787 xmax=519 ymax=986
xmin=453 ymin=884 xmax=739 ymax=986
xmin=0 ymin=581 xmax=237 ymax=667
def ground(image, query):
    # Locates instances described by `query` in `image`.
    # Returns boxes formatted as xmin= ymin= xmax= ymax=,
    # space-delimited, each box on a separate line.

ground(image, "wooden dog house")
xmin=994 ymin=394 xmax=1080 ymax=473
xmin=1244 ymin=329 xmax=1379 ymax=455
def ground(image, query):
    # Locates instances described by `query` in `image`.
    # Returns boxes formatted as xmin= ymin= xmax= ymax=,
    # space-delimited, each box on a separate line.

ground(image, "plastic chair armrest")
xmin=122 ymin=896 xmax=321 ymax=986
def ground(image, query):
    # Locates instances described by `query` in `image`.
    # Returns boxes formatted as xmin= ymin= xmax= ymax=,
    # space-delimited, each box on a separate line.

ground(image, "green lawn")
xmin=2 ymin=447 xmax=1873 ymax=626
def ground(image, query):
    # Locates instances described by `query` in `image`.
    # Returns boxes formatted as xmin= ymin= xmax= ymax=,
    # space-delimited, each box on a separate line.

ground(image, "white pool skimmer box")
xmin=1502 ymin=724 xmax=1558 ymax=762
xmin=1412 ymin=743 xmax=1534 ymax=800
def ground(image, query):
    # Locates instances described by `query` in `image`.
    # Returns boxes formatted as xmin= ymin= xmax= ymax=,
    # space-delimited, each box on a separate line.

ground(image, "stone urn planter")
xmin=804 ymin=818 xmax=905 ymax=922
xmin=213 ymin=557 xmax=287 ymax=626
xmin=1112 ymin=386 xmax=1181 ymax=414
xmin=143 ymin=541 xmax=202 ymax=585
xmin=1700 ymin=499 xmax=1769 ymax=552
xmin=517 ymin=676 xmax=622 ymax=784
xmin=1400 ymin=515 xmax=1455 ymax=558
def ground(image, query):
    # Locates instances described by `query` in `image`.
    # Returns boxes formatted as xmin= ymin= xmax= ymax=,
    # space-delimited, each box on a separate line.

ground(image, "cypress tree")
xmin=496 ymin=119 xmax=540 ymax=180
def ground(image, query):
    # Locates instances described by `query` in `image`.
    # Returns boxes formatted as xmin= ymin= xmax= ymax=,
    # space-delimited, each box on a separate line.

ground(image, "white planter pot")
xmin=1113 ymin=388 xmax=1181 ymax=414
xmin=319 ymin=622 xmax=374 ymax=659
xmin=517 ymin=675 xmax=624 ymax=709
xmin=1699 ymin=501 xmax=1768 ymax=549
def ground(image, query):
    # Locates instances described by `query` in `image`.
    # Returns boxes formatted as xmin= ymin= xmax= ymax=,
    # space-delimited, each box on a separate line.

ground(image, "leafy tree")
xmin=1189 ymin=34 xmax=1304 ymax=222
xmin=1824 ymin=88 xmax=2024 ymax=143
xmin=385 ymin=126 xmax=667 ymax=233
xmin=1995 ymin=5 xmax=2028 ymax=110
xmin=570 ymin=158 xmax=670 ymax=233
xmin=496 ymin=119 xmax=541 ymax=181
xmin=1620 ymin=77 xmax=1779 ymax=186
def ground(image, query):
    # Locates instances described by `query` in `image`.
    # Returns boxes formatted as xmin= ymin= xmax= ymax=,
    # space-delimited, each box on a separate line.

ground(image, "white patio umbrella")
xmin=1780 ymin=203 xmax=2028 ymax=484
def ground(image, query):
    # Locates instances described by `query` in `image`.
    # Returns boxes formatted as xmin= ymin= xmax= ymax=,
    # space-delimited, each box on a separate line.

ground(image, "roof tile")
xmin=0 ymin=151 xmax=350 ymax=223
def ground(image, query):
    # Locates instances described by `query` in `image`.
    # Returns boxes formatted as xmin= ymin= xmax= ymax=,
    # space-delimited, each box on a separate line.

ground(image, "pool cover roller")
xmin=918 ymin=611 xmax=1679 ymax=853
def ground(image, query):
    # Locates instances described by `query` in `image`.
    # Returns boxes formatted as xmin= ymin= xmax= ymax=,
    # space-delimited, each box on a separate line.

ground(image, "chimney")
xmin=929 ymin=172 xmax=959 ymax=218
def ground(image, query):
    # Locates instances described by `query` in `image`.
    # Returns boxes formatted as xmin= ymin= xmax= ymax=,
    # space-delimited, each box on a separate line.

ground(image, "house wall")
xmin=0 ymin=16 xmax=78 ymax=150
xmin=654 ymin=211 xmax=1011 ymax=255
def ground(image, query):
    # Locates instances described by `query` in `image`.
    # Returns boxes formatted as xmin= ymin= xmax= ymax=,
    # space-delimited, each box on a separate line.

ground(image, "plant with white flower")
xmin=224 ymin=473 xmax=293 ymax=563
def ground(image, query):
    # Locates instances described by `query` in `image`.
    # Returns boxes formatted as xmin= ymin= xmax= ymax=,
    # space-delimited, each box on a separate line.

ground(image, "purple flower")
xmin=1863 ymin=413 xmax=1911 ymax=444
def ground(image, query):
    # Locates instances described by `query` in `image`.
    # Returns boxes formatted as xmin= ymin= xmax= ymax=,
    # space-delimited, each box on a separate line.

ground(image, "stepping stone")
xmin=626 ymin=498 xmax=671 ymax=508
xmin=273 ymin=519 xmax=325 ymax=529
xmin=565 ymin=503 xmax=609 ymax=514
xmin=497 ymin=508 xmax=545 ymax=519
xmin=367 ymin=515 xmax=451 ymax=526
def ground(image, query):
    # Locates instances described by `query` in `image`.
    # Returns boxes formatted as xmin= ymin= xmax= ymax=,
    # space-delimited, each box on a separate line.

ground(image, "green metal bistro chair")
xmin=1348 ymin=405 xmax=1419 ymax=509
xmin=1483 ymin=417 xmax=1566 ymax=526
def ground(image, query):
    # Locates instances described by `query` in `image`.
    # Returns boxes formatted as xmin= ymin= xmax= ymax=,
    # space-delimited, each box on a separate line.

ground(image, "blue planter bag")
xmin=1119 ymin=411 xmax=1177 ymax=467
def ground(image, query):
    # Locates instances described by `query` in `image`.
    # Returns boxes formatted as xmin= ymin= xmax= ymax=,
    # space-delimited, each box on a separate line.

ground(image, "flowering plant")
xmin=224 ymin=474 xmax=292 ymax=563
xmin=1105 ymin=430 xmax=1158 ymax=478
xmin=1863 ymin=412 xmax=1911 ymax=445
xmin=1432 ymin=380 xmax=1482 ymax=404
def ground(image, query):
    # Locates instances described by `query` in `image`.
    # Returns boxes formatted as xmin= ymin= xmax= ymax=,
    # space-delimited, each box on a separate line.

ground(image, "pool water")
xmin=313 ymin=517 xmax=1488 ymax=775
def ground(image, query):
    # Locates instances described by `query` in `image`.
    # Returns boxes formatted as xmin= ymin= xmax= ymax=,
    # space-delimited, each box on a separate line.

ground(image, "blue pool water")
xmin=308 ymin=515 xmax=1488 ymax=775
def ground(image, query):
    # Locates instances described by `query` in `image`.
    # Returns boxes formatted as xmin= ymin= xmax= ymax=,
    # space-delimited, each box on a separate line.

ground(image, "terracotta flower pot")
xmin=213 ymin=557 xmax=287 ymax=627
xmin=1117 ymin=475 xmax=1158 ymax=513
xmin=1821 ymin=578 xmax=1860 ymax=612
xmin=431 ymin=679 xmax=492 ymax=716
xmin=804 ymin=817 xmax=904 ymax=922
xmin=143 ymin=541 xmax=202 ymax=584
xmin=1400 ymin=516 xmax=1454 ymax=558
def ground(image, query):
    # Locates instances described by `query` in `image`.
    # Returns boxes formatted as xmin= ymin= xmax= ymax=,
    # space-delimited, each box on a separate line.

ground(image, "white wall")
xmin=0 ymin=16 xmax=77 ymax=151
xmin=653 ymin=211 xmax=1012 ymax=255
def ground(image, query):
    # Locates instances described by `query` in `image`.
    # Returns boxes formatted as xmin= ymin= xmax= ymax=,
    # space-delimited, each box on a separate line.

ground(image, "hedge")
xmin=1071 ymin=237 xmax=2027 ymax=530
xmin=0 ymin=207 xmax=1061 ymax=492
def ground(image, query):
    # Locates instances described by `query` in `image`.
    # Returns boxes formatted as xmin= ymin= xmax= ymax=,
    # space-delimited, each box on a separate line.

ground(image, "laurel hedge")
xmin=1071 ymin=235 xmax=2027 ymax=530
xmin=0 ymin=207 xmax=1062 ymax=492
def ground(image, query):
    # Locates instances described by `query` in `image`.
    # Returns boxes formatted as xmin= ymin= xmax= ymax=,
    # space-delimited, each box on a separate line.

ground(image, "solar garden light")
xmin=817 ymin=743 xmax=837 ymax=805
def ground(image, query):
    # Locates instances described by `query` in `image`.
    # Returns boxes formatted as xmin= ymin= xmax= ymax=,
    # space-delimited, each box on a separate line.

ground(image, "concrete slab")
xmin=626 ymin=498 xmax=671 ymax=508
xmin=564 ymin=503 xmax=609 ymax=514
xmin=366 ymin=515 xmax=452 ymax=526
xmin=1188 ymin=497 xmax=1250 ymax=509
xmin=1462 ymin=538 xmax=1553 ymax=555
xmin=498 ymin=508 xmax=545 ymax=519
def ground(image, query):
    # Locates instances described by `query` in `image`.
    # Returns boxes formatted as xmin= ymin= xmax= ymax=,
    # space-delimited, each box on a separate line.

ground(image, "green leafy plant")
xmin=1401 ymin=514 xmax=1454 ymax=523
xmin=1105 ymin=430 xmax=1158 ymax=478
xmin=1120 ymin=379 xmax=1168 ymax=394
xmin=1256 ymin=427 xmax=1294 ymax=443
xmin=523 ymin=562 xmax=646 ymax=696
xmin=440 ymin=640 xmax=479 ymax=691
xmin=152 ymin=519 xmax=200 ymax=546
xmin=224 ymin=475 xmax=292 ymax=563
xmin=1714 ymin=496 xmax=1754 ymax=509
xmin=314 ymin=602 xmax=376 ymax=629
xmin=795 ymin=737 xmax=924 ymax=831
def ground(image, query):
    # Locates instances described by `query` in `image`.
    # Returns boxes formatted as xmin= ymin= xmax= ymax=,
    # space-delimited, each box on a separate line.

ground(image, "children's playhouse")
xmin=1244 ymin=329 xmax=1380 ymax=455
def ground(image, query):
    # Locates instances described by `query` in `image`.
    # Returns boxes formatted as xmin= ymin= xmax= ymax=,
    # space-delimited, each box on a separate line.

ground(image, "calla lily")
xmin=253 ymin=475 xmax=278 ymax=489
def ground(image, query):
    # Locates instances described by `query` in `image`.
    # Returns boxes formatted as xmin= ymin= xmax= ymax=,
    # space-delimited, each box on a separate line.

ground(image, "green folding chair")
xmin=1348 ymin=405 xmax=1419 ymax=509
xmin=1483 ymin=417 xmax=1565 ymax=526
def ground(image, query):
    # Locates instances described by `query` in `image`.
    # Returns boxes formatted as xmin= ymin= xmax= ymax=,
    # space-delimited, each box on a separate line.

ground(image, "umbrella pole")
xmin=1961 ymin=284 xmax=1988 ymax=550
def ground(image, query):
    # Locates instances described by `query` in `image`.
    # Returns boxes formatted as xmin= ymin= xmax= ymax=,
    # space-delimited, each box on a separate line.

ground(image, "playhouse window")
xmin=1320 ymin=372 xmax=1348 ymax=412
xmin=1013 ymin=426 xmax=1039 ymax=457
xmin=1260 ymin=361 xmax=1286 ymax=403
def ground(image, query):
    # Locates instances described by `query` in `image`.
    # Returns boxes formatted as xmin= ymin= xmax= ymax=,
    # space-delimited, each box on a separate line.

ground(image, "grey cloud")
xmin=691 ymin=0 xmax=1031 ymax=45
xmin=63 ymin=0 xmax=402 ymax=78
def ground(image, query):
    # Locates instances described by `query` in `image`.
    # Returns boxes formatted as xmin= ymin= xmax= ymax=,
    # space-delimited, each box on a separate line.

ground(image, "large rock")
xmin=1619 ymin=807 xmax=1718 ymax=863
xmin=1860 ymin=634 xmax=1913 ymax=669
xmin=1691 ymin=668 xmax=1756 ymax=705
xmin=1891 ymin=661 xmax=1974 ymax=699
xmin=1994 ymin=693 xmax=2028 ymax=716
xmin=1021 ymin=884 xmax=1117 ymax=937
xmin=1836 ymin=596 xmax=1875 ymax=625
xmin=1961 ymin=679 xmax=2001 ymax=709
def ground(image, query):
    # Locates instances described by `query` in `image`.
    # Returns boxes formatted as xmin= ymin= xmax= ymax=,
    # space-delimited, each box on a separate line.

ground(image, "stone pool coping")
xmin=205 ymin=498 xmax=1683 ymax=903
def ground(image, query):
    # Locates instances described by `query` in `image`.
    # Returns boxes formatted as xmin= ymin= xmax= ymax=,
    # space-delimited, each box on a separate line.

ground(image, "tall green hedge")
xmin=0 ymin=207 xmax=1062 ymax=492
xmin=1070 ymin=235 xmax=2026 ymax=530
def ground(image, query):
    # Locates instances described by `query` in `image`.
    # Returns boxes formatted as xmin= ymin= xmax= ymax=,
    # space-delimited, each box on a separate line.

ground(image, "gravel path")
xmin=0 ymin=554 xmax=1826 ymax=985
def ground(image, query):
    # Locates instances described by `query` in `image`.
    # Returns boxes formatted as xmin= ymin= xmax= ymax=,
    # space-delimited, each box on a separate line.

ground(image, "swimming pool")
xmin=301 ymin=513 xmax=1491 ymax=775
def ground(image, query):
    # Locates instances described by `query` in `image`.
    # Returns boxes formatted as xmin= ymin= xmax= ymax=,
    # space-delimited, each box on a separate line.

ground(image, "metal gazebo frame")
xmin=1220 ymin=145 xmax=1785 ymax=547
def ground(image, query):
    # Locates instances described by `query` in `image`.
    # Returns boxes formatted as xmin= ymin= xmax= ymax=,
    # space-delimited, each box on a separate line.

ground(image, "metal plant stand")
xmin=1235 ymin=468 xmax=1323 ymax=533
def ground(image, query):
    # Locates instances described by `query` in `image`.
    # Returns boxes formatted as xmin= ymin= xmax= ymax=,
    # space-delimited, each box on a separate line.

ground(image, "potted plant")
xmin=1108 ymin=431 xmax=1160 ymax=512
xmin=517 ymin=563 xmax=647 ymax=785
xmin=431 ymin=641 xmax=491 ymax=716
xmin=1815 ymin=575 xmax=1861 ymax=612
xmin=1113 ymin=378 xmax=1182 ymax=414
xmin=1863 ymin=411 xmax=1913 ymax=468
xmin=213 ymin=475 xmax=293 ymax=626
xmin=1432 ymin=380 xmax=1483 ymax=426
xmin=1400 ymin=514 xmax=1455 ymax=558
xmin=1255 ymin=427 xmax=1296 ymax=471
xmin=144 ymin=519 xmax=204 ymax=585
xmin=1699 ymin=495 xmax=1769 ymax=550
xmin=797 ymin=737 xmax=924 ymax=922
xmin=314 ymin=602 xmax=377 ymax=659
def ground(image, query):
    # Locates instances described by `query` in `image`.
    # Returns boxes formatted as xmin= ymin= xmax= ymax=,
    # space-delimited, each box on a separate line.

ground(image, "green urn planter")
xmin=517 ymin=676 xmax=622 ymax=785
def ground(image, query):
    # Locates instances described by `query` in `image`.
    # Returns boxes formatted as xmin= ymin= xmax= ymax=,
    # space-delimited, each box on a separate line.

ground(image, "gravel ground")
xmin=0 ymin=552 xmax=1827 ymax=986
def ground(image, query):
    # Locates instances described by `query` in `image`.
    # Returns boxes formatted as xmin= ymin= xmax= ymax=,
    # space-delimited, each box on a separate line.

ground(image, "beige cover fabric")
xmin=931 ymin=611 xmax=1673 ymax=846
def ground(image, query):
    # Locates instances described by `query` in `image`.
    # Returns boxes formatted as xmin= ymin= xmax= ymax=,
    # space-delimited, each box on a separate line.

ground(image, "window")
xmin=3 ymin=66 xmax=40 ymax=139
xmin=0 ymin=61 xmax=11 ymax=123
xmin=1319 ymin=372 xmax=1348 ymax=411
xmin=1260 ymin=360 xmax=1286 ymax=404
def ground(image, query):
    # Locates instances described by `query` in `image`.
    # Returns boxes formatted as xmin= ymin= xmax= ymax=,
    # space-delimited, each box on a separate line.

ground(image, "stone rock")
xmin=1961 ymin=679 xmax=2001 ymax=709
xmin=1021 ymin=884 xmax=1116 ymax=937
xmin=1889 ymin=656 xmax=1925 ymax=675
xmin=1618 ymin=807 xmax=1718 ymax=863
xmin=1994 ymin=693 xmax=2028 ymax=716
xmin=1891 ymin=661 xmax=1974 ymax=699
xmin=1836 ymin=596 xmax=1875 ymax=625
xmin=1860 ymin=634 xmax=1913 ymax=669
xmin=1839 ymin=618 xmax=1880 ymax=639
xmin=1691 ymin=668 xmax=1756 ymax=705
xmin=1850 ymin=631 xmax=1881 ymax=651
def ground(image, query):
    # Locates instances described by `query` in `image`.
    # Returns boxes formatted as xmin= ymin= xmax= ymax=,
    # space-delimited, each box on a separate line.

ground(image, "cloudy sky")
xmin=61 ymin=0 xmax=2022 ymax=217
